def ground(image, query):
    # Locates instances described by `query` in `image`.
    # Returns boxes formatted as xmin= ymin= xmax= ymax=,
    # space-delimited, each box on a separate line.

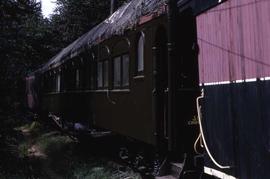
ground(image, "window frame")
xmin=61 ymin=66 xmax=67 ymax=92
xmin=51 ymin=71 xmax=56 ymax=92
xmin=113 ymin=56 xmax=122 ymax=88
xmin=56 ymin=72 xmax=61 ymax=93
xmin=97 ymin=61 xmax=104 ymax=88
xmin=75 ymin=68 xmax=80 ymax=89
xmin=103 ymin=59 xmax=109 ymax=88
xmin=112 ymin=53 xmax=130 ymax=89
xmin=135 ymin=31 xmax=145 ymax=76
xmin=96 ymin=45 xmax=110 ymax=90
xmin=89 ymin=52 xmax=97 ymax=90
xmin=78 ymin=56 xmax=89 ymax=90
xmin=96 ymin=58 xmax=110 ymax=89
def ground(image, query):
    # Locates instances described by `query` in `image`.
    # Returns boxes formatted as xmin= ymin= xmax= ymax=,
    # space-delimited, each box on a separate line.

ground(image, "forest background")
xmin=0 ymin=0 xmax=126 ymax=111
xmin=0 ymin=1 xmax=129 ymax=176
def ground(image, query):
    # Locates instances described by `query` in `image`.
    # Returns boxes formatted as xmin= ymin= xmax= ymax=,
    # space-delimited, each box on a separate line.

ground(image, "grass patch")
xmin=70 ymin=160 xmax=142 ymax=179
xmin=1 ymin=116 xmax=142 ymax=179
xmin=73 ymin=165 xmax=110 ymax=179
xmin=37 ymin=134 xmax=74 ymax=157
xmin=15 ymin=121 xmax=42 ymax=136
xmin=18 ymin=142 xmax=29 ymax=158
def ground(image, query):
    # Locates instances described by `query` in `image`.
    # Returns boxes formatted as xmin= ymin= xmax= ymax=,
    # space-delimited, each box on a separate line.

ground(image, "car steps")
xmin=155 ymin=162 xmax=184 ymax=179
xmin=87 ymin=129 xmax=112 ymax=138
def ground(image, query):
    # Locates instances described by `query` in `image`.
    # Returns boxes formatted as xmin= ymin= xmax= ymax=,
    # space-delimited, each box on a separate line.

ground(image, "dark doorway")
xmin=153 ymin=26 xmax=169 ymax=152
xmin=172 ymin=9 xmax=200 ymax=153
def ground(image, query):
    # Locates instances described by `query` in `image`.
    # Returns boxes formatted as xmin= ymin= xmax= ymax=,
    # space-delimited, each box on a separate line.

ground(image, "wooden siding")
xmin=197 ymin=0 xmax=270 ymax=84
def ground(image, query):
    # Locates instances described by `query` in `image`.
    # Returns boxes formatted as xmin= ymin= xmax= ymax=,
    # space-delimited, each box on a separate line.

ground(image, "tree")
xmin=0 ymin=0 xmax=128 ymax=110
xmin=49 ymin=0 xmax=128 ymax=47
xmin=0 ymin=0 xmax=50 ymax=109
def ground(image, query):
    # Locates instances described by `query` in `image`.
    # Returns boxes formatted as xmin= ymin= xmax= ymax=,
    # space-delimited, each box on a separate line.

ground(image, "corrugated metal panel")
xmin=197 ymin=0 xmax=270 ymax=84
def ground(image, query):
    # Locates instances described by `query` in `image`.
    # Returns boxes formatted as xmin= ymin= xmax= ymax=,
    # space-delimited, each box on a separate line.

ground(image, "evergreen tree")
xmin=0 ymin=0 xmax=49 ymax=109
xmin=0 ymin=0 xmax=128 ymax=109
xmin=49 ymin=0 xmax=128 ymax=47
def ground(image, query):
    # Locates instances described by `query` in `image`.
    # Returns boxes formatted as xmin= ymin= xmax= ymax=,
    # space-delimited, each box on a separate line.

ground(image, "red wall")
xmin=197 ymin=0 xmax=270 ymax=84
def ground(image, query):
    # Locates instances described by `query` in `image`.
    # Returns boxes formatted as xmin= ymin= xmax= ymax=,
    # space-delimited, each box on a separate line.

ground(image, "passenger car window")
xmin=122 ymin=54 xmax=129 ymax=86
xmin=76 ymin=69 xmax=80 ymax=89
xmin=136 ymin=32 xmax=144 ymax=75
xmin=97 ymin=62 xmax=103 ymax=88
xmin=113 ymin=54 xmax=129 ymax=88
xmin=56 ymin=73 xmax=61 ymax=92
xmin=104 ymin=60 xmax=109 ymax=87
xmin=113 ymin=57 xmax=121 ymax=87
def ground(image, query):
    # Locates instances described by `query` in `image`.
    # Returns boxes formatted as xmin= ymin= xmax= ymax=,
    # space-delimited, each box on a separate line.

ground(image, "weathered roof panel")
xmin=39 ymin=0 xmax=167 ymax=73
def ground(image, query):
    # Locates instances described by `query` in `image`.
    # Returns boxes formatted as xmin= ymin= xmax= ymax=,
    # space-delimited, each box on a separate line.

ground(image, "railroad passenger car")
xmin=27 ymin=0 xmax=270 ymax=178
xmin=196 ymin=0 xmax=270 ymax=178
xmin=26 ymin=0 xmax=202 ymax=177
xmin=32 ymin=1 xmax=199 ymax=145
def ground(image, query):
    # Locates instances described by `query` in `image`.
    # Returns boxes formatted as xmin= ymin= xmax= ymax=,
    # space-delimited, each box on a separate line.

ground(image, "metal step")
xmin=156 ymin=162 xmax=184 ymax=179
xmin=170 ymin=162 xmax=184 ymax=179
xmin=155 ymin=175 xmax=176 ymax=179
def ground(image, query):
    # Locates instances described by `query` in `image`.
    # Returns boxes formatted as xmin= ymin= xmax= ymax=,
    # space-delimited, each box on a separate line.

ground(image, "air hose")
xmin=195 ymin=89 xmax=231 ymax=169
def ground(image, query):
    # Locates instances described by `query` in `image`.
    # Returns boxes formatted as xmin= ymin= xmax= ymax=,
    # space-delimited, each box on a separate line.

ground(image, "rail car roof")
xmin=38 ymin=0 xmax=167 ymax=73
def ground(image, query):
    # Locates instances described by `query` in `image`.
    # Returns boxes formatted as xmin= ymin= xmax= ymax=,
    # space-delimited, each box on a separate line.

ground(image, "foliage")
xmin=0 ymin=1 xmax=134 ymax=178
xmin=0 ymin=0 xmax=128 ymax=110
xmin=0 ymin=0 xmax=52 ymax=109
xmin=49 ymin=0 xmax=128 ymax=48
xmin=0 ymin=0 xmax=129 ymax=163
xmin=0 ymin=0 xmax=129 ymax=161
xmin=37 ymin=132 xmax=74 ymax=157
xmin=0 ymin=114 xmax=142 ymax=178
xmin=18 ymin=142 xmax=29 ymax=158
